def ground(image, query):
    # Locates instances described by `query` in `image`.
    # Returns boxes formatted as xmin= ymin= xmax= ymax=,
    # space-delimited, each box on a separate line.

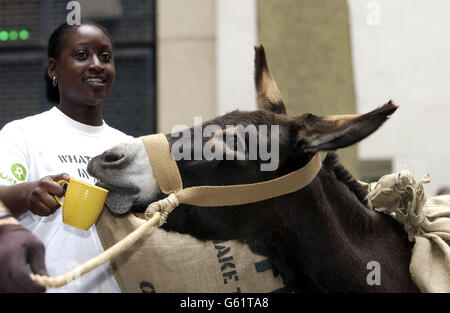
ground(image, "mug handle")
xmin=54 ymin=180 xmax=69 ymax=206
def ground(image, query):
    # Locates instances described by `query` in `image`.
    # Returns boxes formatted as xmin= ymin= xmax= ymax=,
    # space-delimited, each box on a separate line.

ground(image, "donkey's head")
xmin=87 ymin=45 xmax=397 ymax=215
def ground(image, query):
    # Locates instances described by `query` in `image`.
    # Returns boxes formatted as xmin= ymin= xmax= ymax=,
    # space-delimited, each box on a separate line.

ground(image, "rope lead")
xmin=30 ymin=194 xmax=180 ymax=288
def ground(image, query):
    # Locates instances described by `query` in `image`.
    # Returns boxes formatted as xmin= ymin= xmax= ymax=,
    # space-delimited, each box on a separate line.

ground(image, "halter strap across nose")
xmin=141 ymin=133 xmax=183 ymax=194
xmin=140 ymin=133 xmax=322 ymax=207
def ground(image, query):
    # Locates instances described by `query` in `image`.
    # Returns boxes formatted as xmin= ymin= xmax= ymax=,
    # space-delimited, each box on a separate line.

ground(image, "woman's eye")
xmin=101 ymin=53 xmax=111 ymax=62
xmin=75 ymin=51 xmax=87 ymax=58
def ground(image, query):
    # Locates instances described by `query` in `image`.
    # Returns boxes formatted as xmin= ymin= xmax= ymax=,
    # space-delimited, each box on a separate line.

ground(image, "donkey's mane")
xmin=323 ymin=153 xmax=369 ymax=206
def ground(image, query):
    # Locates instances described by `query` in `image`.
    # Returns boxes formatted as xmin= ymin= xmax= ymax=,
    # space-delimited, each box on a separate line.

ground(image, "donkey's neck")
xmin=295 ymin=169 xmax=382 ymax=258
xmin=293 ymin=168 xmax=417 ymax=292
xmin=316 ymin=167 xmax=378 ymax=236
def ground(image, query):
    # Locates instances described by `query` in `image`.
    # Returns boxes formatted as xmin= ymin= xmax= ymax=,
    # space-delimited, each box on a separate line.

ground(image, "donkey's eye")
xmin=225 ymin=134 xmax=244 ymax=152
xmin=233 ymin=136 xmax=239 ymax=150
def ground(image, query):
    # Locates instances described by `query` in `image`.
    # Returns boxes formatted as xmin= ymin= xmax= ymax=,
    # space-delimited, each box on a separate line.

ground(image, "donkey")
xmin=87 ymin=45 xmax=419 ymax=292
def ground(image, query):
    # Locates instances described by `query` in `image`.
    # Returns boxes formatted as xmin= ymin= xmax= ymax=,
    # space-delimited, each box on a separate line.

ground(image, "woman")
xmin=0 ymin=23 xmax=132 ymax=292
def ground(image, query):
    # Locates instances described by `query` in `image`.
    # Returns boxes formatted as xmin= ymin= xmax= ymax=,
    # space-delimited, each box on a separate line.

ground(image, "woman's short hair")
xmin=44 ymin=22 xmax=113 ymax=104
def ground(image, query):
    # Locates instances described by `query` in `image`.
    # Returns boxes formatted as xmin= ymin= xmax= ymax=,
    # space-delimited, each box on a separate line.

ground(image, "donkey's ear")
xmin=296 ymin=100 xmax=398 ymax=153
xmin=254 ymin=44 xmax=286 ymax=114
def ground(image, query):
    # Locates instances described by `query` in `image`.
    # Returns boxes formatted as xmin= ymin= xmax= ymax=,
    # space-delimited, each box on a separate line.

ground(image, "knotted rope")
xmin=30 ymin=194 xmax=179 ymax=288
xmin=30 ymin=134 xmax=322 ymax=288
xmin=145 ymin=193 xmax=180 ymax=226
xmin=367 ymin=170 xmax=430 ymax=241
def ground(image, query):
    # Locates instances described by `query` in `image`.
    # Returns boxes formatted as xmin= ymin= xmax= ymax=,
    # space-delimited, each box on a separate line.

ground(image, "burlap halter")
xmin=31 ymin=133 xmax=322 ymax=288
xmin=140 ymin=133 xmax=322 ymax=209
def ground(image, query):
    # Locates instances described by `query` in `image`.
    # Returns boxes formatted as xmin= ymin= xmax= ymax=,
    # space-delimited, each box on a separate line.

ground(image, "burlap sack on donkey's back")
xmin=366 ymin=171 xmax=450 ymax=293
xmin=409 ymin=196 xmax=450 ymax=292
xmin=96 ymin=208 xmax=286 ymax=293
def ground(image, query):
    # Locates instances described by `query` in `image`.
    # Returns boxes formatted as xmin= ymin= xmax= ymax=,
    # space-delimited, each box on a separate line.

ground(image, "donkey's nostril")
xmin=101 ymin=148 xmax=127 ymax=169
xmin=104 ymin=152 xmax=124 ymax=163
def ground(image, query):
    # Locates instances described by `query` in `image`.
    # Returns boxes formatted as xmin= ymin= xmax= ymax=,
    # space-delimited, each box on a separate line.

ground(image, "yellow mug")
xmin=55 ymin=178 xmax=108 ymax=231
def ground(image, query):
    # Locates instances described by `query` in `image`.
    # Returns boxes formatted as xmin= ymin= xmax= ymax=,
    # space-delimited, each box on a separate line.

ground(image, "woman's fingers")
xmin=27 ymin=174 xmax=70 ymax=216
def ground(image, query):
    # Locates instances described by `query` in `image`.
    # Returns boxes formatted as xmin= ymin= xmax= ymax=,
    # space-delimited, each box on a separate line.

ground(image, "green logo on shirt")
xmin=11 ymin=163 xmax=26 ymax=181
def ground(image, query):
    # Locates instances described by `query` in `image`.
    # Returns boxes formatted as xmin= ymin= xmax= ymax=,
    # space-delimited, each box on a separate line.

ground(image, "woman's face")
xmin=53 ymin=25 xmax=115 ymax=107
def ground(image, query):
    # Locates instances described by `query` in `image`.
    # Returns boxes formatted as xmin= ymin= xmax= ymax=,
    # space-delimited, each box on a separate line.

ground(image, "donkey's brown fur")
xmin=88 ymin=45 xmax=419 ymax=292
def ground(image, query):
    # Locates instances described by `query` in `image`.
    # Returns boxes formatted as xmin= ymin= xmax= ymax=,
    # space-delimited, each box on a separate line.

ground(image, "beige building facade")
xmin=157 ymin=0 xmax=360 ymax=177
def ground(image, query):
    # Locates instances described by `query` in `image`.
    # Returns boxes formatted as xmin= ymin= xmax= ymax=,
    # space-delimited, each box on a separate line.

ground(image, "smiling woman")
xmin=45 ymin=23 xmax=116 ymax=125
xmin=0 ymin=22 xmax=133 ymax=293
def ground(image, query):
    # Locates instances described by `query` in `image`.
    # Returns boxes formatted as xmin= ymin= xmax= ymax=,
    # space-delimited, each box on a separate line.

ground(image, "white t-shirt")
xmin=0 ymin=107 xmax=134 ymax=293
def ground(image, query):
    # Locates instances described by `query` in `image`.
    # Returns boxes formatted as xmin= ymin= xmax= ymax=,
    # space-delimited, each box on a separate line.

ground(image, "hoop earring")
xmin=52 ymin=76 xmax=58 ymax=87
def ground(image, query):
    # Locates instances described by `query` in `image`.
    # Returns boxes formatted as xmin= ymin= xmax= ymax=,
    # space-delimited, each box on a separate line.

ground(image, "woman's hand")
xmin=25 ymin=173 xmax=70 ymax=216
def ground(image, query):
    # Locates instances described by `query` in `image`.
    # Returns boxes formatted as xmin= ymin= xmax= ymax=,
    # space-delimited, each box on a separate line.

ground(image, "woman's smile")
xmin=83 ymin=76 xmax=107 ymax=87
